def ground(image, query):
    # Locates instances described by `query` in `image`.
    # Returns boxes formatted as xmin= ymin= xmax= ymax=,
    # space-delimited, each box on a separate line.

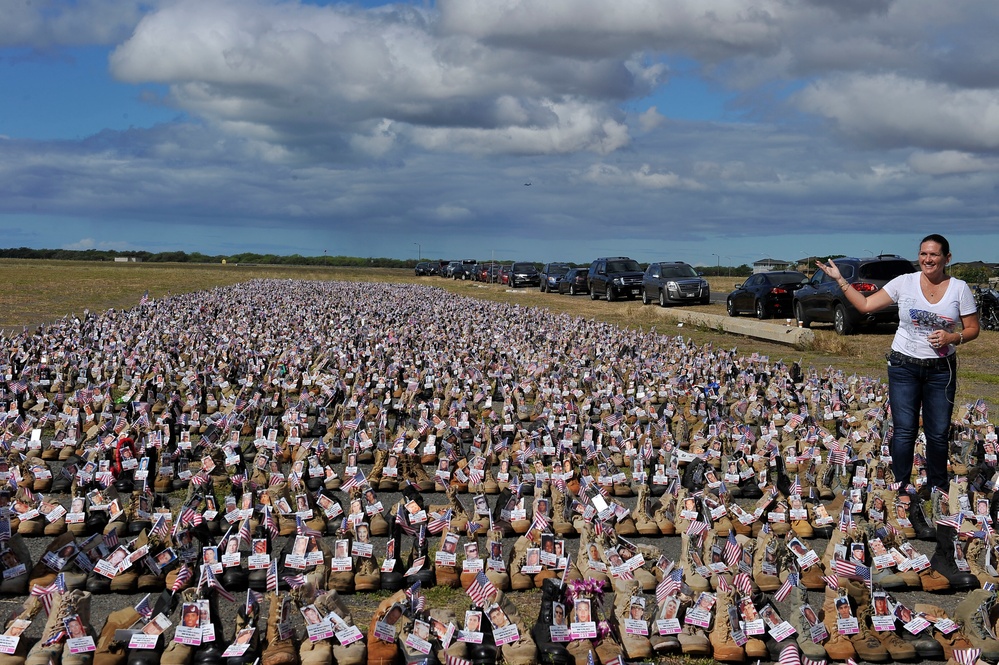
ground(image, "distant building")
xmin=753 ymin=258 xmax=792 ymax=274
xmin=113 ymin=257 xmax=142 ymax=263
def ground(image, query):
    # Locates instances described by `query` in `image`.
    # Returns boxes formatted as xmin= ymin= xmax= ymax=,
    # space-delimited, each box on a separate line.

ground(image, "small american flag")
xmin=341 ymin=470 xmax=365 ymax=492
xmin=296 ymin=515 xmax=321 ymax=538
xmin=285 ymin=573 xmax=306 ymax=589
xmin=239 ymin=517 xmax=252 ymax=547
xmin=723 ymin=532 xmax=741 ymax=567
xmin=104 ymin=530 xmax=119 ymax=551
xmin=266 ymin=559 xmax=279 ymax=593
xmin=428 ymin=509 xmax=452 ymax=535
xmin=657 ymin=568 xmax=682 ymax=604
xmin=467 ymin=572 xmax=498 ymax=608
xmin=246 ymin=589 xmax=263 ymax=613
xmin=779 ymin=642 xmax=802 ymax=665
xmin=530 ymin=510 xmax=550 ymax=534
xmin=396 ymin=504 xmax=416 ymax=536
xmin=953 ymin=649 xmax=983 ymax=665
xmin=263 ymin=507 xmax=279 ymax=541
xmin=831 ymin=559 xmax=871 ymax=583
xmin=134 ymin=594 xmax=153 ymax=619
xmin=171 ymin=565 xmax=192 ymax=593
xmin=774 ymin=572 xmax=798 ymax=602
xmin=686 ymin=521 xmax=710 ymax=537
xmin=822 ymin=573 xmax=840 ymax=590
xmin=139 ymin=291 xmax=150 ymax=306
xmin=150 ymin=514 xmax=170 ymax=540
xmin=732 ymin=572 xmax=753 ymax=595
xmin=936 ymin=513 xmax=964 ymax=529
xmin=445 ymin=655 xmax=472 ymax=665
xmin=789 ymin=475 xmax=801 ymax=498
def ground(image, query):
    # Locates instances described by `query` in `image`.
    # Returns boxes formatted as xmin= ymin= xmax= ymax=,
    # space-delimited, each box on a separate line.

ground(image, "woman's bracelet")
xmin=838 ymin=280 xmax=849 ymax=290
xmin=958 ymin=330 xmax=964 ymax=345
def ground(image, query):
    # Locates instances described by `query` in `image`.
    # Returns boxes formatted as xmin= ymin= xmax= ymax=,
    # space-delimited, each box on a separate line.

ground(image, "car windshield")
xmin=513 ymin=263 xmax=536 ymax=272
xmin=859 ymin=261 xmax=914 ymax=281
xmin=661 ymin=265 xmax=698 ymax=279
xmin=771 ymin=272 xmax=807 ymax=284
xmin=608 ymin=260 xmax=641 ymax=273
xmin=548 ymin=266 xmax=569 ymax=276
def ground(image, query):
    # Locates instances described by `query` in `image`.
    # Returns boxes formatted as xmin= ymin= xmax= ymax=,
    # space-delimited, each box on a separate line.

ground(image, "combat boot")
xmin=914 ymin=602 xmax=974 ymax=661
xmin=612 ymin=578 xmax=652 ymax=661
xmin=367 ymin=590 xmax=406 ymax=665
xmin=843 ymin=588 xmax=889 ymax=662
xmin=788 ymin=584 xmax=828 ymax=664
xmin=492 ymin=588 xmax=539 ymax=665
xmin=680 ymin=533 xmax=711 ymax=593
xmin=953 ymin=589 xmax=999 ymax=662
xmin=25 ymin=589 xmax=93 ymax=665
xmin=633 ymin=484 xmax=660 ymax=536
xmin=261 ymin=593 xmax=298 ymax=665
xmin=709 ymin=588 xmax=746 ymax=662
xmin=931 ymin=524 xmax=979 ymax=590
xmin=94 ymin=605 xmax=142 ymax=665
xmin=315 ymin=589 xmax=366 ymax=665
xmin=966 ymin=537 xmax=999 ymax=588
xmin=820 ymin=590 xmax=857 ymax=662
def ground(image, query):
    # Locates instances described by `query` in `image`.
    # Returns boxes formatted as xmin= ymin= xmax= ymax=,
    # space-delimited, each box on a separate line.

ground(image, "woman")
xmin=816 ymin=234 xmax=979 ymax=497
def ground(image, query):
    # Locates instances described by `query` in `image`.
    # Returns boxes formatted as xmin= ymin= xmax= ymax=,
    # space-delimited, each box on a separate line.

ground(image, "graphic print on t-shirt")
xmin=908 ymin=308 xmax=954 ymax=356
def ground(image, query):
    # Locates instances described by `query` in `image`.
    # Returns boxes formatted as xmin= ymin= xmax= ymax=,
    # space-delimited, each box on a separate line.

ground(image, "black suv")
xmin=540 ymin=262 xmax=571 ymax=292
xmin=641 ymin=261 xmax=710 ymax=306
xmin=508 ymin=262 xmax=541 ymax=288
xmin=414 ymin=261 xmax=431 ymax=276
xmin=588 ymin=257 xmax=644 ymax=301
xmin=793 ymin=254 xmax=915 ymax=334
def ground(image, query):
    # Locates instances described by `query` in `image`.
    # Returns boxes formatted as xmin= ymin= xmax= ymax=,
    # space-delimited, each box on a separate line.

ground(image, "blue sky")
xmin=2 ymin=0 xmax=998 ymax=267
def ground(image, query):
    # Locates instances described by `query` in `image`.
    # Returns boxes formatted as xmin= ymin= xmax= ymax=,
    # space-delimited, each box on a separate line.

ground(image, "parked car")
xmin=641 ymin=261 xmax=710 ymax=306
xmin=540 ymin=262 xmax=572 ymax=292
xmin=557 ymin=268 xmax=589 ymax=295
xmin=793 ymin=254 xmax=914 ymax=334
xmin=442 ymin=261 xmax=461 ymax=277
xmin=414 ymin=261 xmax=431 ymax=276
xmin=498 ymin=265 xmax=513 ymax=285
xmin=588 ymin=257 xmax=644 ymax=301
xmin=477 ymin=263 xmax=500 ymax=283
xmin=508 ymin=262 xmax=540 ymax=288
xmin=726 ymin=271 xmax=807 ymax=319
xmin=451 ymin=263 xmax=476 ymax=280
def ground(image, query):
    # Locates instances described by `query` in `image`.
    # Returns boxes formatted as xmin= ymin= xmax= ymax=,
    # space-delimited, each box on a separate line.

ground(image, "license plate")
xmin=630 ymin=289 xmax=640 ymax=295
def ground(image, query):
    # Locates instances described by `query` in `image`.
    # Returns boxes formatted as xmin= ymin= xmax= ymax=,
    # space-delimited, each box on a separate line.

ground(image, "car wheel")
xmin=590 ymin=289 xmax=598 ymax=300
xmin=606 ymin=286 xmax=614 ymax=302
xmin=727 ymin=298 xmax=738 ymax=317
xmin=567 ymin=285 xmax=575 ymax=296
xmin=794 ymin=301 xmax=811 ymax=328
xmin=641 ymin=288 xmax=651 ymax=305
xmin=755 ymin=300 xmax=767 ymax=320
xmin=834 ymin=303 xmax=855 ymax=335
xmin=659 ymin=290 xmax=667 ymax=308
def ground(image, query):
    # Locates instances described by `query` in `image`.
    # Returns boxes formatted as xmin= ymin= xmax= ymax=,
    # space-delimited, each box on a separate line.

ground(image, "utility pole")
xmin=413 ymin=242 xmax=421 ymax=261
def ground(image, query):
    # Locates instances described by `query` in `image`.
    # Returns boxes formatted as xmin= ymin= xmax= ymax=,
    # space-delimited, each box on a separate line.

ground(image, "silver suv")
xmin=641 ymin=261 xmax=710 ymax=306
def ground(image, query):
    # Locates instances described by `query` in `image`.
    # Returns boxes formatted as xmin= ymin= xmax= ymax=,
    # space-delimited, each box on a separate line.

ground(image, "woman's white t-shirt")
xmin=882 ymin=272 xmax=976 ymax=359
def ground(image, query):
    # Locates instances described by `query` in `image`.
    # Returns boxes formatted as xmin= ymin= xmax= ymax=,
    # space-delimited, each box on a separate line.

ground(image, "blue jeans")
xmin=887 ymin=354 xmax=957 ymax=491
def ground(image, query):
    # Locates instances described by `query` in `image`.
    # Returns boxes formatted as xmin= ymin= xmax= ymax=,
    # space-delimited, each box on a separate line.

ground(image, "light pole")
xmin=711 ymin=253 xmax=720 ymax=276
xmin=413 ymin=243 xmax=421 ymax=261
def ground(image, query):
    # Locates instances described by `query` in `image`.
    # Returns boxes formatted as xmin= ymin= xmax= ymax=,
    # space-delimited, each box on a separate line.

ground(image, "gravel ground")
xmin=1 ymin=452 xmax=963 ymax=664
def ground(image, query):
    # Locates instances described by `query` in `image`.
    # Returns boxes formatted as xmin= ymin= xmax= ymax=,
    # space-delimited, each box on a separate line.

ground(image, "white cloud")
xmin=796 ymin=73 xmax=999 ymax=152
xmin=908 ymin=150 xmax=999 ymax=175
xmin=0 ymin=0 xmax=158 ymax=48
xmin=580 ymin=163 xmax=704 ymax=190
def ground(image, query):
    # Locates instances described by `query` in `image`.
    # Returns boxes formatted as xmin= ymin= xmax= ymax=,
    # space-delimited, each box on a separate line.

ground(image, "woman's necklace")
xmin=922 ymin=272 xmax=945 ymax=299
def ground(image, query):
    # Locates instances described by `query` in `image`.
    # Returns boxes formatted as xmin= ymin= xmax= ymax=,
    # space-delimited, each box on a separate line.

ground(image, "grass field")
xmin=2 ymin=259 xmax=996 ymax=411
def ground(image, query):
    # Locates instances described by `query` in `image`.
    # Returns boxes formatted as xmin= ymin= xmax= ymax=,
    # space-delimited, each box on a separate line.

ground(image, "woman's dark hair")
xmin=921 ymin=234 xmax=950 ymax=256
